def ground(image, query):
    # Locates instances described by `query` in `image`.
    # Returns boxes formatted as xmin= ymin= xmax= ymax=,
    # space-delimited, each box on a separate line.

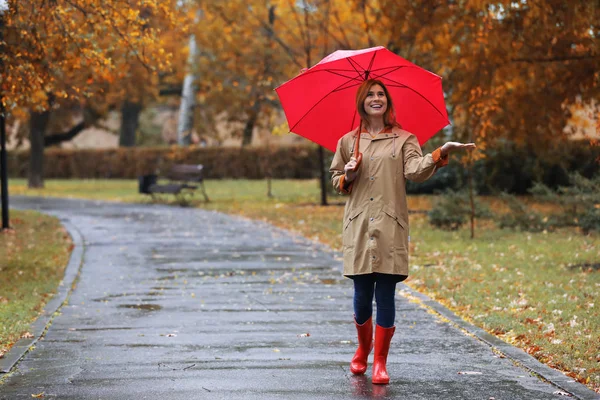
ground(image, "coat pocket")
xmin=343 ymin=208 xmax=364 ymax=231
xmin=343 ymin=208 xmax=364 ymax=248
xmin=382 ymin=205 xmax=408 ymax=251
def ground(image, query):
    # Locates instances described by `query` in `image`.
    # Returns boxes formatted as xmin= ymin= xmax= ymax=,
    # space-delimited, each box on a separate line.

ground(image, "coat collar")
xmin=358 ymin=125 xmax=399 ymax=141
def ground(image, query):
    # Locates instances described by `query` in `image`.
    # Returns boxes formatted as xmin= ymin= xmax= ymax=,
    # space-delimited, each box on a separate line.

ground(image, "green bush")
xmin=530 ymin=173 xmax=600 ymax=233
xmin=496 ymin=193 xmax=549 ymax=232
xmin=579 ymin=208 xmax=600 ymax=234
xmin=428 ymin=189 xmax=491 ymax=230
xmin=497 ymin=174 xmax=600 ymax=234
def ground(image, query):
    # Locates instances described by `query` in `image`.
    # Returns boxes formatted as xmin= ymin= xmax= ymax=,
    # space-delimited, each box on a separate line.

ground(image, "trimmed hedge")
xmin=7 ymin=140 xmax=599 ymax=194
xmin=7 ymin=145 xmax=325 ymax=180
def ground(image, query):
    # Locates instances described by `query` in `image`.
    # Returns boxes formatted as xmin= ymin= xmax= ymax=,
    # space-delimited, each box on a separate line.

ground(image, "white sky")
xmin=0 ymin=0 xmax=8 ymax=13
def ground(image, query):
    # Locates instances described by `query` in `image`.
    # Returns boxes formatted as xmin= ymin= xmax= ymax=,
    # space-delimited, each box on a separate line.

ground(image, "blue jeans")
xmin=353 ymin=274 xmax=397 ymax=328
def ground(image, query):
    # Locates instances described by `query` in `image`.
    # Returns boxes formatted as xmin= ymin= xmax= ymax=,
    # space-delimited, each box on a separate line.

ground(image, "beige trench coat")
xmin=330 ymin=126 xmax=448 ymax=279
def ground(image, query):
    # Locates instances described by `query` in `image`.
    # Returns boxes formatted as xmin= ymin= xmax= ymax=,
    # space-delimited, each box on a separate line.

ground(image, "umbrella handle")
xmin=350 ymin=153 xmax=362 ymax=171
xmin=350 ymin=131 xmax=362 ymax=171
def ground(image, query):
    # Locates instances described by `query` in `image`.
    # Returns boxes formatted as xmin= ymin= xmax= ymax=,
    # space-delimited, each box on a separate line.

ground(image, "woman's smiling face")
xmin=363 ymin=83 xmax=388 ymax=118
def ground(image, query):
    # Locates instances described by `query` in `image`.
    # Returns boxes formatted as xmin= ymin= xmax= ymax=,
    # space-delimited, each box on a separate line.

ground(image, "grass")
xmin=7 ymin=178 xmax=600 ymax=392
xmin=0 ymin=210 xmax=73 ymax=358
xmin=407 ymin=217 xmax=600 ymax=389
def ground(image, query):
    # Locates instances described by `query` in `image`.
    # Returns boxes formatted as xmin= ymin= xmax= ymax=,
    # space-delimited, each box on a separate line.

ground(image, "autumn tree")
xmin=193 ymin=0 xmax=290 ymax=146
xmin=352 ymin=0 xmax=598 ymax=235
xmin=195 ymin=0 xmax=372 ymax=204
xmin=0 ymin=0 xmax=182 ymax=187
xmin=363 ymin=0 xmax=598 ymax=148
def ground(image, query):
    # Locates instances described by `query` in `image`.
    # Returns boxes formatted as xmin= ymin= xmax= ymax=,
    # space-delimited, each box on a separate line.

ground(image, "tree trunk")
xmin=0 ymin=100 xmax=9 ymax=229
xmin=318 ymin=146 xmax=328 ymax=206
xmin=467 ymin=124 xmax=475 ymax=239
xmin=267 ymin=177 xmax=272 ymax=198
xmin=177 ymin=10 xmax=202 ymax=146
xmin=119 ymin=101 xmax=142 ymax=147
xmin=468 ymin=162 xmax=475 ymax=239
xmin=28 ymin=109 xmax=50 ymax=188
xmin=0 ymin=14 xmax=10 ymax=229
xmin=242 ymin=102 xmax=260 ymax=147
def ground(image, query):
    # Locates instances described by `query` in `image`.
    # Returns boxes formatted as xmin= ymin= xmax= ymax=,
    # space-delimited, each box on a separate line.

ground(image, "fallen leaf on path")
xmin=297 ymin=333 xmax=310 ymax=338
xmin=458 ymin=371 xmax=483 ymax=375
xmin=552 ymin=390 xmax=572 ymax=396
xmin=31 ymin=392 xmax=45 ymax=398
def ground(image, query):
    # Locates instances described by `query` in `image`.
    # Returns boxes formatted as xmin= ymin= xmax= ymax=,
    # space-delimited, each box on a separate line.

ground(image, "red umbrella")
xmin=275 ymin=46 xmax=450 ymax=152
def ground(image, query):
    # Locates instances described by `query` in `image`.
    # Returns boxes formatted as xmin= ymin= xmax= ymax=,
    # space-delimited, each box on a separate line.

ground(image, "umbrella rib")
xmin=288 ymin=79 xmax=364 ymax=133
xmin=276 ymin=66 xmax=362 ymax=89
xmin=367 ymin=65 xmax=410 ymax=80
xmin=365 ymin=50 xmax=378 ymax=80
xmin=346 ymin=57 xmax=366 ymax=80
xmin=325 ymin=69 xmax=365 ymax=82
xmin=333 ymin=80 xmax=364 ymax=93
xmin=380 ymin=75 xmax=448 ymax=121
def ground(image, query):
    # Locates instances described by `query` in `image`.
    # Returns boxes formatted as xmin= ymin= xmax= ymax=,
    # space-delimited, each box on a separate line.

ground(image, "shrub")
xmin=496 ymin=193 xmax=549 ymax=232
xmin=428 ymin=189 xmax=491 ymax=230
xmin=530 ymin=173 xmax=600 ymax=233
xmin=497 ymin=173 xmax=600 ymax=234
xmin=579 ymin=208 xmax=600 ymax=235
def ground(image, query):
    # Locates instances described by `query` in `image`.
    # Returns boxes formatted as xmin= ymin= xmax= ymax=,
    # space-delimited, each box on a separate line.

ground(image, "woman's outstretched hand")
xmin=440 ymin=142 xmax=476 ymax=157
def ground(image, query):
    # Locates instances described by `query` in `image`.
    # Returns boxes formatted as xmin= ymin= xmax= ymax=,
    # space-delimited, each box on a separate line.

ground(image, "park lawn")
xmin=0 ymin=210 xmax=73 ymax=358
xmin=8 ymin=178 xmax=600 ymax=392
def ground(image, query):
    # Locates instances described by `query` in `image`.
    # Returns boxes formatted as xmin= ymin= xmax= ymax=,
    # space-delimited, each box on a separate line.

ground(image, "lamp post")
xmin=0 ymin=0 xmax=10 ymax=230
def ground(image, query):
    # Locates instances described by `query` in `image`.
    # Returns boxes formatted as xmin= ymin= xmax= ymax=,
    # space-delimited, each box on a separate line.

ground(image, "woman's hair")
xmin=355 ymin=79 xmax=398 ymax=129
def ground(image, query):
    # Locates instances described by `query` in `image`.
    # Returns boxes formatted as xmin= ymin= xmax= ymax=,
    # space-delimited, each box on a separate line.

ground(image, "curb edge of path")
xmin=0 ymin=218 xmax=85 ymax=375
xmin=398 ymin=284 xmax=600 ymax=400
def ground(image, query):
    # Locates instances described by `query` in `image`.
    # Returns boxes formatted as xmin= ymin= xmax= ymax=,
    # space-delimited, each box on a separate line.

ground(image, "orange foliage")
xmin=0 ymin=0 xmax=186 ymax=112
xmin=363 ymin=0 xmax=600 ymax=155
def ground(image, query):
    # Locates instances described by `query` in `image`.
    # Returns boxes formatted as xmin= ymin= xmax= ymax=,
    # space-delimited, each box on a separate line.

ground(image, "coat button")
xmin=370 ymin=177 xmax=374 ymax=181
xmin=370 ymin=237 xmax=374 ymax=240
xmin=370 ymin=218 xmax=374 ymax=222
xmin=370 ymin=157 xmax=374 ymax=161
xmin=370 ymin=197 xmax=373 ymax=201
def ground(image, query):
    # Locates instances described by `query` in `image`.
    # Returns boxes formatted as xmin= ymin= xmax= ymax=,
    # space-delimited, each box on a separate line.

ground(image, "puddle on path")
xmin=118 ymin=304 xmax=163 ymax=311
xmin=68 ymin=327 xmax=134 ymax=332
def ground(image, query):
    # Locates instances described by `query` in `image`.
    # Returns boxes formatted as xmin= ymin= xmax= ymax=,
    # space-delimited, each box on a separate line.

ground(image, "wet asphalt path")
xmin=0 ymin=197 xmax=592 ymax=399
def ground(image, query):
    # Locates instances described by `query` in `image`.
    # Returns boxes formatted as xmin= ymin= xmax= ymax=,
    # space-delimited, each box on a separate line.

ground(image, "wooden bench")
xmin=139 ymin=164 xmax=209 ymax=204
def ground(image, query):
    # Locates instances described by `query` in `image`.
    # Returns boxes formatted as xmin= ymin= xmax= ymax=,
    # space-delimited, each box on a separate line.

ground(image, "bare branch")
xmin=44 ymin=121 xmax=87 ymax=147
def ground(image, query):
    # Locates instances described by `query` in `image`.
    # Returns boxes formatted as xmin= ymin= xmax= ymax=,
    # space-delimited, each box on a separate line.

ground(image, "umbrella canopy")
xmin=275 ymin=46 xmax=450 ymax=152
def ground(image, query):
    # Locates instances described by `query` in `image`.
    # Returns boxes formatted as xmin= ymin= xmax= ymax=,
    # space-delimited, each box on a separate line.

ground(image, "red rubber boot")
xmin=349 ymin=317 xmax=373 ymax=375
xmin=372 ymin=324 xmax=395 ymax=384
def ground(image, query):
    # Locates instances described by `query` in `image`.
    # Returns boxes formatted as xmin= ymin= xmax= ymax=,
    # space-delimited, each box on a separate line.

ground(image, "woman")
xmin=330 ymin=79 xmax=475 ymax=385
